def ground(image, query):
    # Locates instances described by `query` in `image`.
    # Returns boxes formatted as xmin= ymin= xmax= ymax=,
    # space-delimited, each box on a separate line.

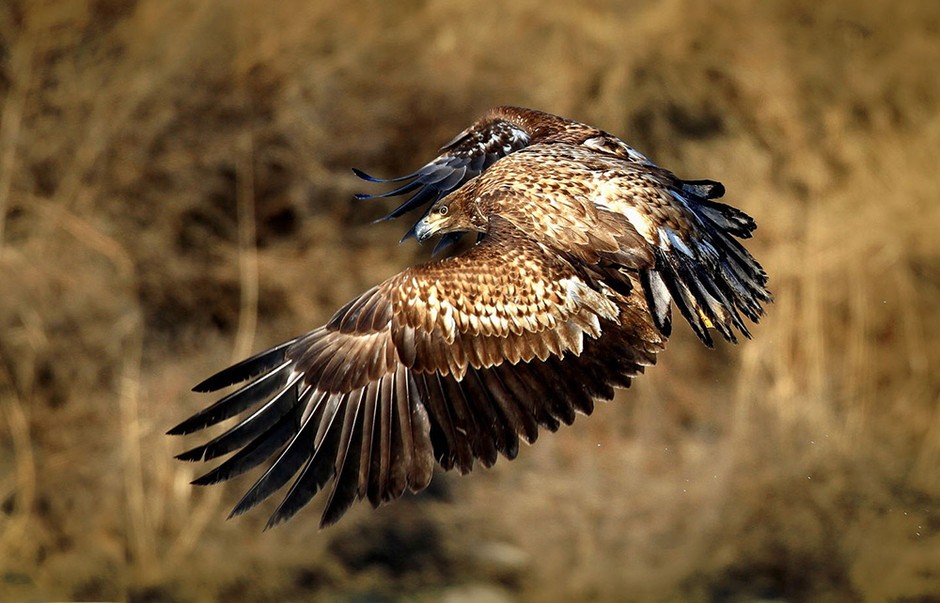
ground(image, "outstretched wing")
xmin=169 ymin=217 xmax=663 ymax=528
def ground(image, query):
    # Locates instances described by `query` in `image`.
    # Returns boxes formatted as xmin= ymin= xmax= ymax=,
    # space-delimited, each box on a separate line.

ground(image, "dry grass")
xmin=0 ymin=0 xmax=938 ymax=601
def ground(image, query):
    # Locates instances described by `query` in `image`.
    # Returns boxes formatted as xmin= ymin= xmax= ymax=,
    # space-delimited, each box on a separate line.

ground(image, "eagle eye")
xmin=437 ymin=205 xmax=448 ymax=215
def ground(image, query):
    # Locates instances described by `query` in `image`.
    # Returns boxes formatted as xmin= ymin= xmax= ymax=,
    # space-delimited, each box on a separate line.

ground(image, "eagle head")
xmin=414 ymin=194 xmax=487 ymax=243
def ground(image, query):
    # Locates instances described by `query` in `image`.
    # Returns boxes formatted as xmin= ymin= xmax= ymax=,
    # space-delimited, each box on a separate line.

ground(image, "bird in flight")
xmin=169 ymin=106 xmax=771 ymax=529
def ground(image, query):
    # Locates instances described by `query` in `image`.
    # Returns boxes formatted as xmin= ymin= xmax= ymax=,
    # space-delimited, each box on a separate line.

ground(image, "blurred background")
xmin=0 ymin=0 xmax=938 ymax=601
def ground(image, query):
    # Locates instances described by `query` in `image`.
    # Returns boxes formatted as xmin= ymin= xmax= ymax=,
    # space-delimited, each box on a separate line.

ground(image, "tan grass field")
xmin=0 ymin=0 xmax=938 ymax=601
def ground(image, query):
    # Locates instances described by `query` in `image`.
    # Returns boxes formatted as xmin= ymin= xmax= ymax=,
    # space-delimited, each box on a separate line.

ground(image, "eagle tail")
xmin=646 ymin=180 xmax=772 ymax=347
xmin=681 ymin=179 xmax=725 ymax=200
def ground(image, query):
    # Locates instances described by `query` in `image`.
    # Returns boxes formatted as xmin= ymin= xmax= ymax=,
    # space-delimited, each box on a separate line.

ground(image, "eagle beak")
xmin=414 ymin=216 xmax=435 ymax=243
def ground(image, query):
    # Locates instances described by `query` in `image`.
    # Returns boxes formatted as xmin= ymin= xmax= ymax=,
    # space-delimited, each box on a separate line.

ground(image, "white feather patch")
xmin=560 ymin=276 xmax=618 ymax=322
xmin=619 ymin=204 xmax=657 ymax=242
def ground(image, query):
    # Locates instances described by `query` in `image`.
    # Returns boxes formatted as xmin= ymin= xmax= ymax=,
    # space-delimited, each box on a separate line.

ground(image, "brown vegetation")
xmin=0 ymin=0 xmax=938 ymax=601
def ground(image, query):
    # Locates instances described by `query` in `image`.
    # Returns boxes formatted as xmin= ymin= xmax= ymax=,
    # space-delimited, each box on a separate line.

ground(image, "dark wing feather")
xmin=168 ymin=359 xmax=293 ymax=435
xmin=191 ymin=401 xmax=304 ymax=486
xmin=355 ymin=117 xmax=531 ymax=237
xmin=632 ymin=176 xmax=772 ymax=347
xmin=265 ymin=393 xmax=346 ymax=528
xmin=320 ymin=388 xmax=366 ymax=526
xmin=227 ymin=389 xmax=325 ymax=518
xmin=189 ymin=339 xmax=299 ymax=393
xmin=170 ymin=218 xmax=664 ymax=527
xmin=175 ymin=372 xmax=303 ymax=462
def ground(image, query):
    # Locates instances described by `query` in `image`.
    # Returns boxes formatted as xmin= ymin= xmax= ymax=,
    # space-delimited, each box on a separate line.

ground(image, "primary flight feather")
xmin=170 ymin=106 xmax=771 ymax=528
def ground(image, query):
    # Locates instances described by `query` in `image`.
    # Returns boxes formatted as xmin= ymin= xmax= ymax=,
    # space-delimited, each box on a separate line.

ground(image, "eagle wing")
xmin=354 ymin=115 xmax=530 ymax=234
xmin=447 ymin=143 xmax=771 ymax=347
xmin=598 ymin=163 xmax=771 ymax=347
xmin=169 ymin=217 xmax=663 ymax=528
xmin=354 ymin=106 xmax=654 ymax=244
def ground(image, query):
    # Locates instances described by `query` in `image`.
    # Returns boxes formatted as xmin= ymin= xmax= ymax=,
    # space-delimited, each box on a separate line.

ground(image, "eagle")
xmin=169 ymin=106 xmax=771 ymax=529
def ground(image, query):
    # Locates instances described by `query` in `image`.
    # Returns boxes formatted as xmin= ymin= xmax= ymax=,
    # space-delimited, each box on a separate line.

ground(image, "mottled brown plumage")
xmin=354 ymin=105 xmax=656 ymax=245
xmin=170 ymin=107 xmax=771 ymax=529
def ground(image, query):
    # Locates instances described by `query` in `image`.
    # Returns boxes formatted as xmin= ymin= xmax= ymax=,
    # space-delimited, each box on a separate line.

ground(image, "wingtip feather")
xmin=176 ymin=448 xmax=206 ymax=462
xmin=352 ymin=167 xmax=381 ymax=182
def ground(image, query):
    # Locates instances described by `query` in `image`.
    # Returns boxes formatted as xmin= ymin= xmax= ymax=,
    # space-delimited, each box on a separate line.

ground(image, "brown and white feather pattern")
xmin=354 ymin=105 xmax=654 ymax=242
xmin=170 ymin=107 xmax=770 ymax=529
xmin=434 ymin=142 xmax=771 ymax=346
xmin=170 ymin=217 xmax=662 ymax=528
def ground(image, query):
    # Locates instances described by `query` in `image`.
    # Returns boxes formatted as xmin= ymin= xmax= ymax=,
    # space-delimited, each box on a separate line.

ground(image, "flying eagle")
xmin=169 ymin=106 xmax=771 ymax=529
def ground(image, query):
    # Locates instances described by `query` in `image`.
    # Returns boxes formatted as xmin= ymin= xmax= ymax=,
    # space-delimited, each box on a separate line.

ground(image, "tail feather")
xmin=649 ymin=181 xmax=771 ymax=346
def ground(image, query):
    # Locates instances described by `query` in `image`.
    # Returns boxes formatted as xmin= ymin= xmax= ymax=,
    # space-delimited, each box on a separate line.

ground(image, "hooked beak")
xmin=413 ymin=216 xmax=436 ymax=243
